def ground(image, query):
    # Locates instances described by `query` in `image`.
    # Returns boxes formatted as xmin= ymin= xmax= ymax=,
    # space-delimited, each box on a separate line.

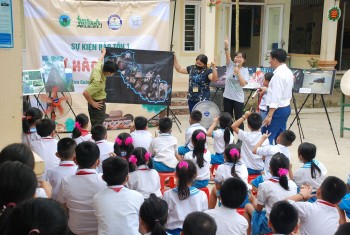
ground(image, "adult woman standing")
xmin=223 ymin=39 xmax=249 ymax=130
xmin=174 ymin=54 xmax=218 ymax=112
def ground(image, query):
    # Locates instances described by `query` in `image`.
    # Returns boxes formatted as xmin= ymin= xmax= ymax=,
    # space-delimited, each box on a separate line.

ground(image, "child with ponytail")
xmin=208 ymin=144 xmax=249 ymax=209
xmin=244 ymin=153 xmax=297 ymax=235
xmin=139 ymin=193 xmax=168 ymax=235
xmin=163 ymin=160 xmax=208 ymax=235
xmin=184 ymin=130 xmax=211 ymax=188
xmin=22 ymin=107 xmax=43 ymax=146
xmin=127 ymin=147 xmax=161 ymax=198
xmin=207 ymin=112 xmax=234 ymax=165
xmin=114 ymin=132 xmax=134 ymax=160
xmin=72 ymin=113 xmax=92 ymax=144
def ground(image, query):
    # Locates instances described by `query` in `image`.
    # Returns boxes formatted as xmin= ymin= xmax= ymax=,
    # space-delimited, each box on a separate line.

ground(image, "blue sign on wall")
xmin=0 ymin=0 xmax=14 ymax=48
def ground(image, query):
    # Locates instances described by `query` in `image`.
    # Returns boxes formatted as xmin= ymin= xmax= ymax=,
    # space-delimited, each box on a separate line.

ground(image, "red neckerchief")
xmin=109 ymin=186 xmax=124 ymax=192
xmin=42 ymin=137 xmax=54 ymax=140
xmin=80 ymin=129 xmax=89 ymax=137
xmin=95 ymin=141 xmax=104 ymax=144
xmin=268 ymin=177 xmax=279 ymax=183
xmin=60 ymin=163 xmax=75 ymax=166
xmin=317 ymin=199 xmax=336 ymax=207
xmin=76 ymin=170 xmax=96 ymax=175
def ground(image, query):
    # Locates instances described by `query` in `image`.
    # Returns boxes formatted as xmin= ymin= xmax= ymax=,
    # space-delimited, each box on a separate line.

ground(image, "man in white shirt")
xmin=130 ymin=116 xmax=153 ymax=150
xmin=91 ymin=124 xmax=114 ymax=173
xmin=262 ymin=49 xmax=294 ymax=144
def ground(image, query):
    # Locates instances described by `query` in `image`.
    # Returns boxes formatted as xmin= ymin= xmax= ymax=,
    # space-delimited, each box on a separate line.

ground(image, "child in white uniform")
xmin=46 ymin=137 xmax=77 ymax=200
xmin=182 ymin=212 xmax=217 ymax=235
xmin=209 ymin=144 xmax=249 ymax=209
xmin=244 ymin=153 xmax=298 ymax=235
xmin=258 ymin=72 xmax=273 ymax=121
xmin=268 ymin=201 xmax=299 ymax=235
xmin=163 ymin=160 xmax=208 ymax=235
xmin=184 ymin=130 xmax=211 ymax=188
xmin=207 ymin=112 xmax=234 ymax=165
xmin=91 ymin=124 xmax=114 ymax=173
xmin=130 ymin=116 xmax=153 ymax=150
xmin=206 ymin=178 xmax=248 ymax=235
xmin=22 ymin=107 xmax=43 ymax=147
xmin=72 ymin=113 xmax=92 ymax=145
xmin=114 ymin=132 xmax=135 ymax=161
xmin=127 ymin=147 xmax=162 ymax=198
xmin=57 ymin=142 xmax=107 ymax=235
xmin=93 ymin=157 xmax=144 ymax=235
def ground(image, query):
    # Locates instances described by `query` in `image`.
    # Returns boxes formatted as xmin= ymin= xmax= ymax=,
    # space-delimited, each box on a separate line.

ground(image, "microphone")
xmin=251 ymin=89 xmax=259 ymax=99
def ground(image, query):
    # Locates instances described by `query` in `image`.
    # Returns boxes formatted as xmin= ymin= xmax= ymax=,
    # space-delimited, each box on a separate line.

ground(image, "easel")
xmin=288 ymin=92 xmax=340 ymax=155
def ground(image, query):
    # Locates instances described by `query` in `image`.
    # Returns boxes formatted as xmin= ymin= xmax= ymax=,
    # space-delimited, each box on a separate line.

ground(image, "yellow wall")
xmin=0 ymin=0 xmax=23 ymax=148
xmin=289 ymin=53 xmax=320 ymax=69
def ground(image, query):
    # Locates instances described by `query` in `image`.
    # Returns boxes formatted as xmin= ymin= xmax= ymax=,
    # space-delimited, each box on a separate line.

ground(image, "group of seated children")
xmin=15 ymin=105 xmax=350 ymax=235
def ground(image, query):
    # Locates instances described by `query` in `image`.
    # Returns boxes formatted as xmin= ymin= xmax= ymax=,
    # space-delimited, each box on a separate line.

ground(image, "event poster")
xmin=299 ymin=70 xmax=336 ymax=95
xmin=0 ymin=0 xmax=13 ymax=48
xmin=22 ymin=70 xmax=45 ymax=95
xmin=105 ymin=48 xmax=173 ymax=105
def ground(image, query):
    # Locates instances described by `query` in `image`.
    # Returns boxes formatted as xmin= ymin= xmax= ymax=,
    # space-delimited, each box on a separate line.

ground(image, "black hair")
xmin=22 ymin=107 xmax=43 ymax=133
xmin=75 ymin=142 xmax=100 ymax=169
xmin=23 ymin=100 xmax=31 ymax=114
xmin=158 ymin=117 xmax=172 ymax=133
xmin=247 ymin=112 xmax=262 ymax=131
xmin=220 ymin=178 xmax=247 ymax=209
xmin=195 ymin=54 xmax=208 ymax=67
xmin=219 ymin=112 xmax=233 ymax=146
xmin=191 ymin=129 xmax=207 ymax=168
xmin=279 ymin=130 xmax=296 ymax=146
xmin=298 ymin=142 xmax=321 ymax=179
xmin=72 ymin=113 xmax=89 ymax=139
xmin=182 ymin=212 xmax=217 ymax=235
xmin=36 ymin=119 xmax=56 ymax=137
xmin=129 ymin=147 xmax=153 ymax=172
xmin=190 ymin=110 xmax=202 ymax=123
xmin=234 ymin=51 xmax=247 ymax=60
xmin=264 ymin=72 xmax=273 ymax=82
xmin=269 ymin=153 xmax=290 ymax=190
xmin=114 ymin=132 xmax=134 ymax=159
xmin=134 ymin=116 xmax=148 ymax=130
xmin=139 ymin=193 xmax=168 ymax=235
xmin=269 ymin=201 xmax=298 ymax=234
xmin=320 ymin=176 xmax=347 ymax=204
xmin=176 ymin=160 xmax=197 ymax=200
xmin=91 ymin=124 xmax=107 ymax=141
xmin=102 ymin=157 xmax=129 ymax=186
xmin=6 ymin=198 xmax=68 ymax=235
xmin=0 ymin=161 xmax=37 ymax=232
xmin=224 ymin=144 xmax=241 ymax=178
xmin=57 ymin=138 xmax=76 ymax=160
xmin=103 ymin=61 xmax=117 ymax=73
xmin=0 ymin=143 xmax=35 ymax=169
xmin=270 ymin=49 xmax=287 ymax=63
xmin=335 ymin=223 xmax=350 ymax=235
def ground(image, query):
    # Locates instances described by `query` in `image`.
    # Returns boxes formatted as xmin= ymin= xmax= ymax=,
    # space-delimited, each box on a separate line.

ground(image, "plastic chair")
xmin=198 ymin=187 xmax=210 ymax=202
xmin=248 ymin=174 xmax=260 ymax=183
xmin=158 ymin=172 xmax=176 ymax=194
xmin=210 ymin=164 xmax=219 ymax=177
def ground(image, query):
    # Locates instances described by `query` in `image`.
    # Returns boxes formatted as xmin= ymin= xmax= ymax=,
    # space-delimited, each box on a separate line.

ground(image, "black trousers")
xmin=223 ymin=97 xmax=244 ymax=130
xmin=88 ymin=102 xmax=106 ymax=127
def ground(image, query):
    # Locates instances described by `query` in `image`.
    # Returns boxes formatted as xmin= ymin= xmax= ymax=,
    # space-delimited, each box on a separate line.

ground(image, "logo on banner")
xmin=129 ymin=15 xmax=142 ymax=29
xmin=108 ymin=14 xmax=122 ymax=30
xmin=77 ymin=16 xmax=102 ymax=28
xmin=59 ymin=15 xmax=71 ymax=27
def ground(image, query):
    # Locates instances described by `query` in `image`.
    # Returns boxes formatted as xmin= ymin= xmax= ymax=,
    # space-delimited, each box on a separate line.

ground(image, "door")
xmin=261 ymin=4 xmax=284 ymax=67
xmin=219 ymin=3 xmax=232 ymax=66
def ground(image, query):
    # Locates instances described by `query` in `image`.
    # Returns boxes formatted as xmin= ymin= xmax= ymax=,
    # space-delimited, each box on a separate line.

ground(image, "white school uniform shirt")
xmin=237 ymin=130 xmax=269 ymax=170
xmin=185 ymin=123 xmax=207 ymax=150
xmin=31 ymin=136 xmax=59 ymax=179
xmin=93 ymin=185 xmax=144 ymax=235
xmin=266 ymin=64 xmax=293 ymax=109
xmin=127 ymin=165 xmax=162 ymax=198
xmin=205 ymin=206 xmax=248 ymax=235
xmin=184 ymin=150 xmax=211 ymax=181
xmin=259 ymin=93 xmax=267 ymax=111
xmin=130 ymin=130 xmax=153 ymax=150
xmin=293 ymin=160 xmax=327 ymax=191
xmin=163 ymin=187 xmax=208 ymax=230
xmin=212 ymin=129 xmax=234 ymax=154
xmin=57 ymin=169 xmax=107 ymax=235
xmin=149 ymin=133 xmax=178 ymax=168
xmin=73 ymin=133 xmax=93 ymax=145
xmin=35 ymin=188 xmax=48 ymax=198
xmin=289 ymin=199 xmax=339 ymax=235
xmin=214 ymin=162 xmax=250 ymax=189
xmin=46 ymin=160 xmax=78 ymax=200
xmin=256 ymin=144 xmax=291 ymax=180
xmin=257 ymin=177 xmax=298 ymax=217
xmin=95 ymin=140 xmax=114 ymax=173
xmin=22 ymin=128 xmax=41 ymax=147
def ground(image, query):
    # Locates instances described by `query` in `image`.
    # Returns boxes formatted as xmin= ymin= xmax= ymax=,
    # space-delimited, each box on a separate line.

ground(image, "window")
xmin=184 ymin=3 xmax=201 ymax=51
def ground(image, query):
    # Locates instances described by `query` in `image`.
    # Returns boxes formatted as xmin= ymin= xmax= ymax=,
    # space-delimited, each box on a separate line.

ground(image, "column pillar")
xmin=201 ymin=0 xmax=216 ymax=63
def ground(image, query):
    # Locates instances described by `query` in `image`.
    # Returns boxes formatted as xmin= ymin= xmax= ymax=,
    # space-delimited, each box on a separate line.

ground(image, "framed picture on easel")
xmin=298 ymin=70 xmax=336 ymax=95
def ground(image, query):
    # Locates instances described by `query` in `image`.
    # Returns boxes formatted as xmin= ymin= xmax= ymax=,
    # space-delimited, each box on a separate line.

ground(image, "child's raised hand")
xmin=213 ymin=116 xmax=219 ymax=123
xmin=224 ymin=36 xmax=229 ymax=49
xmin=300 ymin=184 xmax=313 ymax=200
xmin=262 ymin=130 xmax=271 ymax=139
xmin=244 ymin=108 xmax=253 ymax=118
xmin=109 ymin=152 xmax=117 ymax=157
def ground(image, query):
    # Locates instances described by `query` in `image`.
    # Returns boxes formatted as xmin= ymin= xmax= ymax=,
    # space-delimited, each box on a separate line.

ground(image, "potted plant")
xmin=307 ymin=57 xmax=319 ymax=69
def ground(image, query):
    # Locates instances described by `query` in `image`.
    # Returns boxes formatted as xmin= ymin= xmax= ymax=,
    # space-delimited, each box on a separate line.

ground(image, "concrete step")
xmin=172 ymin=91 xmax=187 ymax=99
xmin=171 ymin=98 xmax=188 ymax=107
xmin=169 ymin=106 xmax=189 ymax=115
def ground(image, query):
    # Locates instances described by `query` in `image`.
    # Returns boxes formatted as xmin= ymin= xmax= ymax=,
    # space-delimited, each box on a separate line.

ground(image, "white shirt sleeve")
xmin=289 ymin=200 xmax=308 ymax=220
xmin=237 ymin=130 xmax=248 ymax=141
xmin=256 ymin=145 xmax=274 ymax=157
xmin=214 ymin=165 xmax=225 ymax=184
xmin=57 ymin=181 xmax=65 ymax=203
xmin=257 ymin=184 xmax=267 ymax=206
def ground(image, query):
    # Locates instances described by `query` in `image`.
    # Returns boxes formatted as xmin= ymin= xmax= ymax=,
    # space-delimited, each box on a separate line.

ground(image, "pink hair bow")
xmin=178 ymin=161 xmax=189 ymax=169
xmin=115 ymin=137 xmax=123 ymax=146
xmin=229 ymin=148 xmax=240 ymax=158
xmin=144 ymin=152 xmax=151 ymax=161
xmin=278 ymin=168 xmax=289 ymax=177
xmin=129 ymin=155 xmax=137 ymax=165
xmin=125 ymin=137 xmax=133 ymax=145
xmin=74 ymin=122 xmax=82 ymax=130
xmin=196 ymin=132 xmax=206 ymax=140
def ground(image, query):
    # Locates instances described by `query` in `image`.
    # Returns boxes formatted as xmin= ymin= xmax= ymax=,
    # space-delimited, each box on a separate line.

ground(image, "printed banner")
xmin=105 ymin=48 xmax=173 ymax=105
xmin=24 ymin=0 xmax=170 ymax=92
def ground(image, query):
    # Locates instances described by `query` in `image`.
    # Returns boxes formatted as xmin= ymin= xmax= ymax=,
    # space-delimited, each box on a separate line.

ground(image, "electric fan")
xmin=37 ymin=86 xmax=72 ymax=121
xmin=192 ymin=101 xmax=220 ymax=129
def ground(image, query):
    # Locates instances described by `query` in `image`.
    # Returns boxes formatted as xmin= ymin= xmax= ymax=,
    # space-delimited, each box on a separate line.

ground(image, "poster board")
xmin=298 ymin=69 xmax=336 ymax=95
xmin=22 ymin=70 xmax=45 ymax=95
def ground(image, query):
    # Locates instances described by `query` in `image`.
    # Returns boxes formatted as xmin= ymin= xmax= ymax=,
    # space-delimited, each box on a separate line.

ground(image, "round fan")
xmin=37 ymin=86 xmax=72 ymax=121
xmin=193 ymin=101 xmax=220 ymax=129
